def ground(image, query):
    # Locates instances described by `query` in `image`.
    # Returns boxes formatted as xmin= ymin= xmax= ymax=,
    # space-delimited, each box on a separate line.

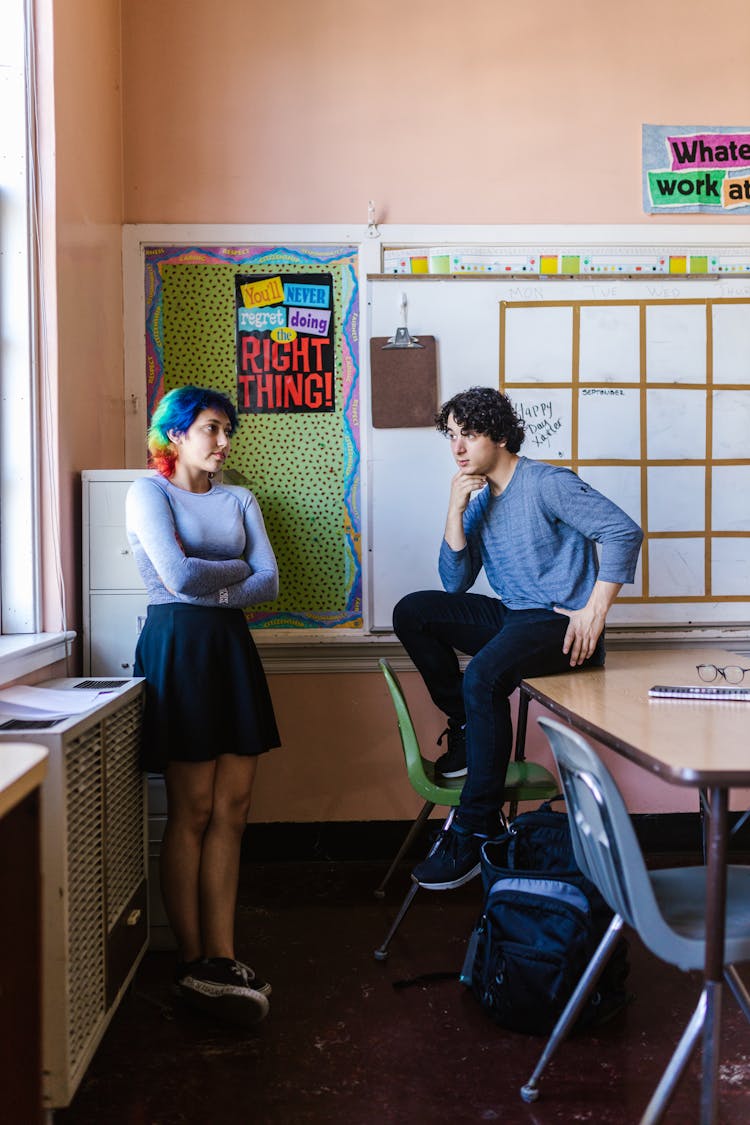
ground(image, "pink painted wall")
xmin=39 ymin=1 xmax=750 ymax=820
xmin=39 ymin=0 xmax=125 ymax=644
xmin=257 ymin=668 xmax=714 ymax=823
xmin=118 ymin=0 xmax=744 ymax=814
xmin=121 ymin=0 xmax=750 ymax=225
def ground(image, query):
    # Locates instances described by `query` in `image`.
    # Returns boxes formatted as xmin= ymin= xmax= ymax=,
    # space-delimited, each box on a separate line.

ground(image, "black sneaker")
xmin=173 ymin=957 xmax=271 ymax=996
xmin=177 ymin=957 xmax=269 ymax=1026
xmin=435 ymin=720 xmax=467 ymax=778
xmin=412 ymin=823 xmax=482 ymax=889
xmin=173 ymin=957 xmax=204 ymax=993
xmin=234 ymin=958 xmax=272 ymax=997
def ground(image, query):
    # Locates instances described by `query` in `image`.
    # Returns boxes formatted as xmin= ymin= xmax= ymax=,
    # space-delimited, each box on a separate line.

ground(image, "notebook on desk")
xmin=649 ymin=684 xmax=750 ymax=701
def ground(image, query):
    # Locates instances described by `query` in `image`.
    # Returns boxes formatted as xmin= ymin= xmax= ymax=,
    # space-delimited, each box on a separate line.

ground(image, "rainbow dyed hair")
xmin=148 ymin=385 xmax=239 ymax=478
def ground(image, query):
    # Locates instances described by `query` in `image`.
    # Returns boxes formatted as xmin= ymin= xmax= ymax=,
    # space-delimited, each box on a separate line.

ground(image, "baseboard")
xmin=240 ymin=811 xmax=750 ymax=863
xmin=240 ymin=820 xmax=428 ymax=863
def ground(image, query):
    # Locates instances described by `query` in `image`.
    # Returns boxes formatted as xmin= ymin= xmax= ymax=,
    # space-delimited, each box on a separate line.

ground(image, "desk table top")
xmin=521 ymin=647 xmax=750 ymax=787
xmin=0 ymin=742 xmax=48 ymax=819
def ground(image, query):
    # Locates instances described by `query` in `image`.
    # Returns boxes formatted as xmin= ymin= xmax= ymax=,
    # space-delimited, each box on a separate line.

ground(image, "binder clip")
xmin=382 ymin=293 xmax=424 ymax=349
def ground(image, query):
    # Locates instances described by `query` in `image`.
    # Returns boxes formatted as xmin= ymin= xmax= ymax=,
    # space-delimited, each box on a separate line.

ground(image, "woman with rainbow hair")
xmin=126 ymin=385 xmax=280 ymax=1027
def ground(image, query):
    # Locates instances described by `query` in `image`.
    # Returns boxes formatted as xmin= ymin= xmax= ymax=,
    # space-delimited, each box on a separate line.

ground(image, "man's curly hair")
xmin=435 ymin=386 xmax=525 ymax=453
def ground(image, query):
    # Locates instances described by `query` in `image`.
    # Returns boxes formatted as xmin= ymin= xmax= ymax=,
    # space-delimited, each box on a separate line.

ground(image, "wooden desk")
xmin=518 ymin=647 xmax=750 ymax=1125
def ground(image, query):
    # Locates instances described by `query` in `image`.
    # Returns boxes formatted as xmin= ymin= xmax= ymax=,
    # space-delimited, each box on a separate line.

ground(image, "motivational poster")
xmin=235 ymin=272 xmax=335 ymax=412
xmin=643 ymin=125 xmax=750 ymax=215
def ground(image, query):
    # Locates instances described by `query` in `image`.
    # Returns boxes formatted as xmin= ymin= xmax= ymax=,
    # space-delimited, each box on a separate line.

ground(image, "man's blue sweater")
xmin=439 ymin=457 xmax=643 ymax=611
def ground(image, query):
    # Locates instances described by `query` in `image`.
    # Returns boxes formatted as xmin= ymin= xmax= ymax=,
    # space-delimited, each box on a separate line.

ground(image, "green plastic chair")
xmin=374 ymin=657 xmax=559 ymax=960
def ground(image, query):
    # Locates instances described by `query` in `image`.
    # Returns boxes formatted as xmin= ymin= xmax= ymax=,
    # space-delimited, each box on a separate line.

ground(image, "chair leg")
xmin=731 ymin=808 xmax=750 ymax=837
xmin=520 ymin=914 xmax=624 ymax=1104
xmin=699 ymin=788 xmax=709 ymax=862
xmin=373 ymin=878 xmax=421 ymax=961
xmin=374 ymin=801 xmax=435 ymax=899
xmin=639 ymin=989 xmax=707 ymax=1125
xmin=509 ymin=689 xmax=531 ymax=822
xmin=374 ymin=810 xmax=458 ymax=961
xmin=725 ymin=964 xmax=750 ymax=1023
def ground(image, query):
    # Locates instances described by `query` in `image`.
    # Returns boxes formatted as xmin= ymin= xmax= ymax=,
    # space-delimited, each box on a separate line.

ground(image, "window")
xmin=0 ymin=1 xmax=69 ymax=678
xmin=0 ymin=0 xmax=39 ymax=635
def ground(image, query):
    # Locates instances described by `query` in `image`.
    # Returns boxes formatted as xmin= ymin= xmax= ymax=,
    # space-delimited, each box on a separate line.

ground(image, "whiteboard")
xmin=367 ymin=276 xmax=750 ymax=632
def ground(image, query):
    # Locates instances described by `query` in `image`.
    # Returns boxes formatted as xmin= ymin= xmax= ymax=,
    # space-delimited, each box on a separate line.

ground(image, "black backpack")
xmin=460 ymin=800 xmax=630 ymax=1036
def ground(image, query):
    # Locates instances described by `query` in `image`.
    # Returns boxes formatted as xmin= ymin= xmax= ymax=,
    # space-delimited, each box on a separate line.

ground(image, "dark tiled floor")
xmin=55 ymin=859 xmax=750 ymax=1125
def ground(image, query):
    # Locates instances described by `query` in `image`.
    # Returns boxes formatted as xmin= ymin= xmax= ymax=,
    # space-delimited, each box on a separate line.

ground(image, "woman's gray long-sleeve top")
xmin=126 ymin=475 xmax=278 ymax=608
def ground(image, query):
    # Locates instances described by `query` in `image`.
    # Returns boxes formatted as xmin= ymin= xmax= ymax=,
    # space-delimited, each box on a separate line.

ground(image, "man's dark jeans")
xmin=392 ymin=590 xmax=605 ymax=834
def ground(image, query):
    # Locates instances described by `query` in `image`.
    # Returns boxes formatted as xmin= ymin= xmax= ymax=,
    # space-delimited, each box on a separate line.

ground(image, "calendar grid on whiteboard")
xmin=500 ymin=297 xmax=750 ymax=605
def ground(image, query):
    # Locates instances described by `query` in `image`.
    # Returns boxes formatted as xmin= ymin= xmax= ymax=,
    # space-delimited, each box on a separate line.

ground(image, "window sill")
xmin=0 ymin=632 xmax=75 ymax=686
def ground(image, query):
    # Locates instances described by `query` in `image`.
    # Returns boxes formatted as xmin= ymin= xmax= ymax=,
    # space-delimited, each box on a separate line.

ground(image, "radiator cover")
xmin=0 ymin=677 xmax=147 ymax=1108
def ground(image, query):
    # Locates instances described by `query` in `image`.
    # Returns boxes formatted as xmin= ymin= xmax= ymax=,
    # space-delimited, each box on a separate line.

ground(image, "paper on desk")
xmin=0 ymin=704 xmax=68 ymax=721
xmin=0 ymin=685 xmax=111 ymax=715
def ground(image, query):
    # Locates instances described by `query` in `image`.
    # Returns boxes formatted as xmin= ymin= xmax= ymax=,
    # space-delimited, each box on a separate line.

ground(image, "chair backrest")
xmin=379 ymin=658 xmax=423 ymax=776
xmin=537 ymin=717 xmax=661 ymax=931
xmin=378 ymin=658 xmax=464 ymax=804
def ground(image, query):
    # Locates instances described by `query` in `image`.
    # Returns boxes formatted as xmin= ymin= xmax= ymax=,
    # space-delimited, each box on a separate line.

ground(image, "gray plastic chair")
xmin=521 ymin=717 xmax=750 ymax=1123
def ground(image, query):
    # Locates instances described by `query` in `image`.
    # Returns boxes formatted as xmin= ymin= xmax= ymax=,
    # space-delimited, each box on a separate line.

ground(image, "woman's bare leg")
xmin=200 ymin=754 xmax=258 ymax=959
xmin=161 ymin=760 xmax=216 ymax=963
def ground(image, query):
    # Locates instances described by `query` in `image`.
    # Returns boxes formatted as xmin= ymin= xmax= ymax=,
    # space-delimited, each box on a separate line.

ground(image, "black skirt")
xmin=134 ymin=603 xmax=281 ymax=772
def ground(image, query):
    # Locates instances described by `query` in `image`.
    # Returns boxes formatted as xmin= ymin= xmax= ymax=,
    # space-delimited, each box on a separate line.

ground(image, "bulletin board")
xmin=368 ymin=276 xmax=750 ymax=634
xmin=143 ymin=244 xmax=361 ymax=630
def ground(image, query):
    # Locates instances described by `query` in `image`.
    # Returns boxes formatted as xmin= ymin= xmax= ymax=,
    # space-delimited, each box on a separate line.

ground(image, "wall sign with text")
xmin=643 ymin=124 xmax=750 ymax=215
xmin=235 ymin=272 xmax=335 ymax=413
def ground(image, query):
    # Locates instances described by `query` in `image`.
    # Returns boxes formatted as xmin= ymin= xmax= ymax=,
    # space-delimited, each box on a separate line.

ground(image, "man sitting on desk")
xmin=393 ymin=386 xmax=643 ymax=889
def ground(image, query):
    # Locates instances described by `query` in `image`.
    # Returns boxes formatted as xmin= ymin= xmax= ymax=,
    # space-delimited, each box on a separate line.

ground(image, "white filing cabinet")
xmin=81 ymin=469 xmax=174 ymax=949
xmin=82 ymin=469 xmax=151 ymax=676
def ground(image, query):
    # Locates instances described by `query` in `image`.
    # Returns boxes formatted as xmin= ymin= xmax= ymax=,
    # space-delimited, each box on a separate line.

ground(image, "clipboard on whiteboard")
xmin=369 ymin=335 xmax=438 ymax=427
